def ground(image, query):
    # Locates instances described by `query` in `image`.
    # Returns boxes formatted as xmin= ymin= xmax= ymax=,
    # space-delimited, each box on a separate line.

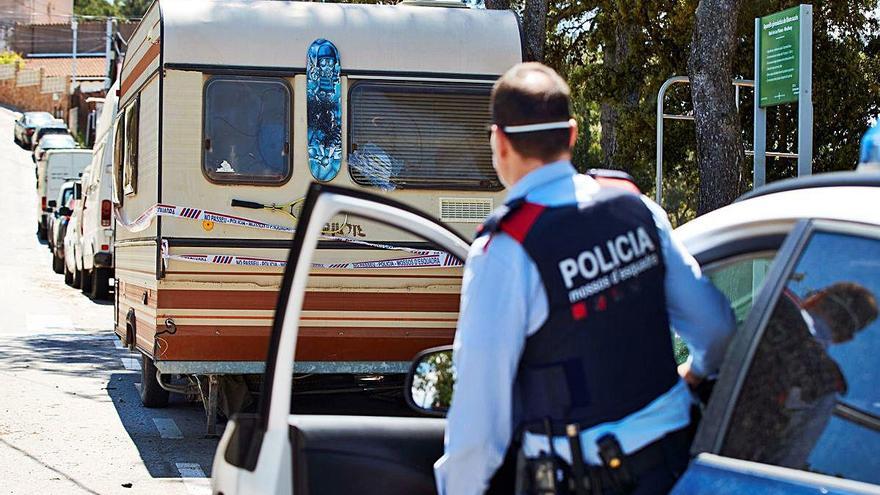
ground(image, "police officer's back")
xmin=434 ymin=63 xmax=736 ymax=495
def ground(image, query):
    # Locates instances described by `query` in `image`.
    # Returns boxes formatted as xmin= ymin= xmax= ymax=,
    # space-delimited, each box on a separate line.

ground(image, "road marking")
xmin=152 ymin=418 xmax=183 ymax=439
xmin=175 ymin=462 xmax=211 ymax=495
xmin=120 ymin=357 xmax=141 ymax=371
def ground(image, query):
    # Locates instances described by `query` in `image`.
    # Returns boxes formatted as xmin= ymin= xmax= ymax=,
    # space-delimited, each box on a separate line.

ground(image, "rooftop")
xmin=23 ymin=56 xmax=106 ymax=78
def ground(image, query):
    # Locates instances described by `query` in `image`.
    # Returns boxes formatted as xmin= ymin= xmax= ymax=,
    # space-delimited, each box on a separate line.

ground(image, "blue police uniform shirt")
xmin=434 ymin=161 xmax=736 ymax=495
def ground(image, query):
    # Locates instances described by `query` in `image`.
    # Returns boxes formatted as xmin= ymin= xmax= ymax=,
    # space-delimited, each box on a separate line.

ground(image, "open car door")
xmin=673 ymin=219 xmax=880 ymax=494
xmin=212 ymin=183 xmax=471 ymax=495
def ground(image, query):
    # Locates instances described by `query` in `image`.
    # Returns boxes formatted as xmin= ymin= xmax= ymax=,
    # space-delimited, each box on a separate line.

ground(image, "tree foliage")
xmin=544 ymin=0 xmax=880 ymax=222
xmin=74 ymin=0 xmax=149 ymax=18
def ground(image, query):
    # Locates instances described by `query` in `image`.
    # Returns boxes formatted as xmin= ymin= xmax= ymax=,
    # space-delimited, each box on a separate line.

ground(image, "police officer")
xmin=434 ymin=63 xmax=736 ymax=495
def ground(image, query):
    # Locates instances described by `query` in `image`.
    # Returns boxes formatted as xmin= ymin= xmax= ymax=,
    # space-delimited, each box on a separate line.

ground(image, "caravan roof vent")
xmin=398 ymin=0 xmax=469 ymax=8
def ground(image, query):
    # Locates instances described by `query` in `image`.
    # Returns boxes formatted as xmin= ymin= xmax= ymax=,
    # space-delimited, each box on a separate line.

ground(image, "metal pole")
xmin=753 ymin=17 xmax=767 ymax=189
xmin=797 ymin=4 xmax=813 ymax=177
xmin=655 ymin=76 xmax=689 ymax=206
xmin=104 ymin=19 xmax=113 ymax=89
xmin=71 ymin=17 xmax=78 ymax=93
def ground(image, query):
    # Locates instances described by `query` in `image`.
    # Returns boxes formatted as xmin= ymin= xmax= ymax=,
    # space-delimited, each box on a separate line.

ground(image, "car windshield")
xmin=40 ymin=135 xmax=76 ymax=148
xmin=27 ymin=112 xmax=54 ymax=126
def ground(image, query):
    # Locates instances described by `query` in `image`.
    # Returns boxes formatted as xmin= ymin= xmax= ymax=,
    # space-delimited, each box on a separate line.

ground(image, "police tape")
xmin=117 ymin=203 xmax=438 ymax=255
xmin=160 ymin=242 xmax=463 ymax=270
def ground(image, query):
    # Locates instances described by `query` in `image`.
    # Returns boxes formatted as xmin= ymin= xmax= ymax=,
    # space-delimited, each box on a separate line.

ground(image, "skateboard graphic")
xmin=307 ymin=39 xmax=342 ymax=182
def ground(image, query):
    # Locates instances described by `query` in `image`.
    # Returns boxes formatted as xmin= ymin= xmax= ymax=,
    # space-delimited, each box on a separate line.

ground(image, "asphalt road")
xmin=0 ymin=106 xmax=217 ymax=495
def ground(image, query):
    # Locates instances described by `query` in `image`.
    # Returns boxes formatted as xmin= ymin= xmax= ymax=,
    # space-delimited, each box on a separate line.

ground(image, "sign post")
xmin=753 ymin=4 xmax=812 ymax=188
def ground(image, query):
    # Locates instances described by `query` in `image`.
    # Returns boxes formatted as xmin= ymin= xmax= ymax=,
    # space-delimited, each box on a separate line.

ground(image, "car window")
xmin=203 ymin=76 xmax=291 ymax=184
xmin=721 ymin=230 xmax=880 ymax=484
xmin=673 ymin=252 xmax=776 ymax=364
xmin=41 ymin=135 xmax=76 ymax=148
xmin=288 ymin=212 xmax=463 ymax=417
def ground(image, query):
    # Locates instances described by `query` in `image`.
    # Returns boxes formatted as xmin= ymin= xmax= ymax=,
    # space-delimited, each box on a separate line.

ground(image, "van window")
xmin=123 ymin=98 xmax=139 ymax=196
xmin=203 ymin=76 xmax=291 ymax=184
xmin=348 ymin=81 xmax=499 ymax=191
xmin=112 ymin=116 xmax=125 ymax=203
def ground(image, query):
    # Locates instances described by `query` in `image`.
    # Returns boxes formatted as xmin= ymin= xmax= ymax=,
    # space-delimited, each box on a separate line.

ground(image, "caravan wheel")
xmin=140 ymin=354 xmax=170 ymax=408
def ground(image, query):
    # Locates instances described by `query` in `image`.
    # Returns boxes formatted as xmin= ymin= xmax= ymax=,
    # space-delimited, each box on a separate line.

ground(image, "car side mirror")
xmin=47 ymin=200 xmax=57 ymax=209
xmin=404 ymin=345 xmax=454 ymax=417
xmin=57 ymin=206 xmax=72 ymax=217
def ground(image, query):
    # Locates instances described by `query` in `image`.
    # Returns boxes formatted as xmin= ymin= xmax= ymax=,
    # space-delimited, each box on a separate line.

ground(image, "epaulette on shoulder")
xmin=476 ymin=198 xmax=525 ymax=238
xmin=586 ymin=168 xmax=641 ymax=194
xmin=476 ymin=198 xmax=545 ymax=244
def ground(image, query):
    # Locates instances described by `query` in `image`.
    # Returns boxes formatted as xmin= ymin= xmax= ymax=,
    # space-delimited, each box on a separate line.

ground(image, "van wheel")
xmin=89 ymin=268 xmax=110 ymax=300
xmin=63 ymin=262 xmax=73 ymax=285
xmin=140 ymin=354 xmax=170 ymax=408
xmin=52 ymin=252 xmax=64 ymax=274
xmin=81 ymin=269 xmax=93 ymax=294
xmin=72 ymin=266 xmax=82 ymax=289
xmin=36 ymin=223 xmax=47 ymax=241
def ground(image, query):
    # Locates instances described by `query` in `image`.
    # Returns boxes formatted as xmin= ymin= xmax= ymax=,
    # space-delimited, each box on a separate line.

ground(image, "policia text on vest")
xmin=559 ymin=227 xmax=659 ymax=304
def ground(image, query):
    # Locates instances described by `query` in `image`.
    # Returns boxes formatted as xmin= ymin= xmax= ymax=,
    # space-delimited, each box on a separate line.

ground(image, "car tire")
xmin=37 ymin=223 xmax=47 ymax=242
xmin=81 ymin=268 xmax=93 ymax=294
xmin=63 ymin=262 xmax=73 ymax=286
xmin=89 ymin=268 xmax=110 ymax=300
xmin=52 ymin=251 xmax=64 ymax=274
xmin=140 ymin=354 xmax=170 ymax=408
xmin=72 ymin=266 xmax=82 ymax=289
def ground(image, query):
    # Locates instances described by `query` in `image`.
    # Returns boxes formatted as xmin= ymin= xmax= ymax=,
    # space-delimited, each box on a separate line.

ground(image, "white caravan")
xmin=79 ymin=82 xmax=118 ymax=300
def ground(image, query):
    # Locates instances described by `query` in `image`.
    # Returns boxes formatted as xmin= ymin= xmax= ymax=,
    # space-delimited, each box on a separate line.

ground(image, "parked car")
xmin=35 ymin=149 xmax=91 ymax=241
xmin=49 ymin=179 xmax=81 ymax=274
xmin=211 ymin=171 xmax=880 ymax=495
xmin=13 ymin=111 xmax=55 ymax=148
xmin=63 ymin=199 xmax=85 ymax=288
xmin=46 ymin=178 xmax=78 ymax=251
xmin=33 ymin=133 xmax=77 ymax=164
xmin=79 ymin=81 xmax=117 ymax=301
xmin=31 ymin=120 xmax=70 ymax=150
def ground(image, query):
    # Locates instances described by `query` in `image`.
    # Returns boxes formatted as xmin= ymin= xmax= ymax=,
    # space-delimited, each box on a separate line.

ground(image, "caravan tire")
xmin=140 ymin=355 xmax=170 ymax=408
xmin=81 ymin=269 xmax=93 ymax=295
xmin=89 ymin=268 xmax=110 ymax=300
xmin=52 ymin=252 xmax=64 ymax=274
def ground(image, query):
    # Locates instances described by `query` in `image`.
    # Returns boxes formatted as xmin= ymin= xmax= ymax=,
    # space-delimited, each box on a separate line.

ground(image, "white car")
xmin=79 ymin=81 xmax=117 ymax=300
xmin=212 ymin=171 xmax=880 ymax=495
xmin=63 ymin=197 xmax=85 ymax=289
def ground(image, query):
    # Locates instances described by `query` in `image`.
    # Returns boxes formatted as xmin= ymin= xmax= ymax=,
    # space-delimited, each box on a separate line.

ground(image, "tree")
xmin=688 ymin=0 xmax=746 ymax=215
xmin=73 ymin=0 xmax=121 ymax=17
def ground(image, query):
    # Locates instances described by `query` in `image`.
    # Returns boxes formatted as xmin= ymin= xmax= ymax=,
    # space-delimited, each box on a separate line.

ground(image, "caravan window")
xmin=348 ymin=81 xmax=499 ymax=191
xmin=113 ymin=115 xmax=125 ymax=203
xmin=123 ymin=98 xmax=139 ymax=196
xmin=203 ymin=77 xmax=291 ymax=184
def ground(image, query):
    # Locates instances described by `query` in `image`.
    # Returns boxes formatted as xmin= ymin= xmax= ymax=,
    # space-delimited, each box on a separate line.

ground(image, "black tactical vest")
xmin=479 ymin=178 xmax=679 ymax=435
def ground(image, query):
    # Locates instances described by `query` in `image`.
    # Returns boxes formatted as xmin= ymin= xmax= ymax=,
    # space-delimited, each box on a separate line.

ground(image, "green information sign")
xmin=759 ymin=6 xmax=801 ymax=107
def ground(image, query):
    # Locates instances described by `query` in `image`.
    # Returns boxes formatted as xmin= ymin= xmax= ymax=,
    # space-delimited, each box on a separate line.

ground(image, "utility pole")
xmin=71 ymin=17 xmax=78 ymax=93
xmin=104 ymin=18 xmax=113 ymax=89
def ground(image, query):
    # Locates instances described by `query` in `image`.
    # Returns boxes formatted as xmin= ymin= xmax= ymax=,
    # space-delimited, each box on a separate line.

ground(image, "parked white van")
xmin=79 ymin=82 xmax=118 ymax=300
xmin=36 ymin=149 xmax=92 ymax=241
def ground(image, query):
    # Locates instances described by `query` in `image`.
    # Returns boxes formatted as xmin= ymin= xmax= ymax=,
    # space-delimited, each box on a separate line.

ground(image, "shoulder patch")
xmin=500 ymin=203 xmax=545 ymax=243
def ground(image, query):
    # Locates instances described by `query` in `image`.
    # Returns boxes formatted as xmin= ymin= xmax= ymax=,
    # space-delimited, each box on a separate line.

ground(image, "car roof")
xmin=675 ymin=175 xmax=880 ymax=255
xmin=737 ymin=171 xmax=880 ymax=201
xmin=37 ymin=122 xmax=67 ymax=130
xmin=40 ymin=135 xmax=76 ymax=145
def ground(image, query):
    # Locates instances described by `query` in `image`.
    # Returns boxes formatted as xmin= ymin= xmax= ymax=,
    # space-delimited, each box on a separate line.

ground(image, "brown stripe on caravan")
xmin=158 ymin=290 xmax=461 ymax=312
xmin=166 ymin=271 xmax=462 ymax=280
xmin=120 ymin=41 xmax=161 ymax=98
xmin=155 ymin=325 xmax=454 ymax=362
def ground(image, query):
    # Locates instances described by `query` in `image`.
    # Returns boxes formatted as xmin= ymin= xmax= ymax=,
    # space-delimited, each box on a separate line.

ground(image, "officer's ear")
xmin=567 ymin=118 xmax=578 ymax=150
